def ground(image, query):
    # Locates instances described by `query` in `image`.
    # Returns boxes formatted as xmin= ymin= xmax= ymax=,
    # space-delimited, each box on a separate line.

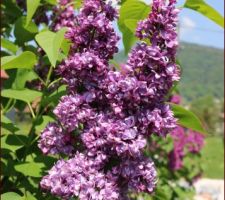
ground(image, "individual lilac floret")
xmin=52 ymin=0 xmax=75 ymax=31
xmin=120 ymin=157 xmax=157 ymax=193
xmin=40 ymin=152 xmax=120 ymax=200
xmin=53 ymin=95 xmax=96 ymax=132
xmin=38 ymin=122 xmax=74 ymax=155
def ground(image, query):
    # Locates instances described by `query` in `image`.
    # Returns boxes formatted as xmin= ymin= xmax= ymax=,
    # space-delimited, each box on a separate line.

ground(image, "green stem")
xmin=45 ymin=65 xmax=53 ymax=86
xmin=22 ymin=65 xmax=55 ymax=162
xmin=3 ymin=98 xmax=13 ymax=113
xmin=47 ymin=77 xmax=62 ymax=88
xmin=27 ymin=102 xmax=36 ymax=119
xmin=37 ymin=75 xmax=46 ymax=87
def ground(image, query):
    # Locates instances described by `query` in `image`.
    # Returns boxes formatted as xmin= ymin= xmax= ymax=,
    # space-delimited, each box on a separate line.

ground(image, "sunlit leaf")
xmin=35 ymin=28 xmax=68 ymax=67
xmin=1 ymin=52 xmax=37 ymax=70
xmin=1 ymin=134 xmax=27 ymax=152
xmin=170 ymin=103 xmax=207 ymax=134
xmin=1 ymin=38 xmax=19 ymax=54
xmin=35 ymin=115 xmax=55 ymax=132
xmin=15 ymin=162 xmax=45 ymax=177
xmin=13 ymin=69 xmax=38 ymax=90
xmin=1 ymin=115 xmax=19 ymax=133
xmin=1 ymin=192 xmax=21 ymax=200
xmin=45 ymin=0 xmax=57 ymax=5
xmin=2 ymin=89 xmax=42 ymax=103
xmin=26 ymin=0 xmax=41 ymax=26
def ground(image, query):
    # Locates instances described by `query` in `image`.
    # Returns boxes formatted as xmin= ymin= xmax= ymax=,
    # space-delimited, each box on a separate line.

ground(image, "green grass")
xmin=201 ymin=137 xmax=224 ymax=179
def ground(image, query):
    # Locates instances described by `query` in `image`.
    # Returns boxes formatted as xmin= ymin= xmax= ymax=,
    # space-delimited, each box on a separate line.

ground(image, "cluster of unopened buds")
xmin=38 ymin=0 xmax=181 ymax=199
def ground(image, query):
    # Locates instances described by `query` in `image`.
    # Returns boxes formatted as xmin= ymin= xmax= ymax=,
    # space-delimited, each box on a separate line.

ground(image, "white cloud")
xmin=180 ymin=16 xmax=196 ymax=39
xmin=181 ymin=16 xmax=196 ymax=29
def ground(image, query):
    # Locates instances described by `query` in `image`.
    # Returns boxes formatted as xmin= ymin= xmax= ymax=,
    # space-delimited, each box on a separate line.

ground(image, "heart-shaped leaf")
xmin=35 ymin=28 xmax=68 ymax=67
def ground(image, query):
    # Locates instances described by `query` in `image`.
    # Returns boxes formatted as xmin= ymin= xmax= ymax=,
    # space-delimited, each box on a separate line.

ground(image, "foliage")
xmin=200 ymin=137 xmax=224 ymax=179
xmin=0 ymin=0 xmax=223 ymax=199
xmin=178 ymin=42 xmax=224 ymax=102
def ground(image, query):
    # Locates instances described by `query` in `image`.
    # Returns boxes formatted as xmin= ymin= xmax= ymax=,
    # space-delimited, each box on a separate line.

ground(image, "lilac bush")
xmin=169 ymin=126 xmax=205 ymax=171
xmin=168 ymin=95 xmax=205 ymax=171
xmin=38 ymin=0 xmax=180 ymax=199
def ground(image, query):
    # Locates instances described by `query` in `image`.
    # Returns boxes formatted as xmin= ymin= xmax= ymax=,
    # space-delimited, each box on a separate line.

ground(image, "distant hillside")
xmin=113 ymin=42 xmax=224 ymax=102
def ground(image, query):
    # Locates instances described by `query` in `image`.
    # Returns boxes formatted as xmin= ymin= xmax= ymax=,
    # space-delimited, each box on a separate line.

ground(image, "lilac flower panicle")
xmin=64 ymin=0 xmax=120 ymax=60
xmin=169 ymin=126 xmax=204 ymax=171
xmin=168 ymin=95 xmax=205 ymax=171
xmin=39 ymin=0 xmax=181 ymax=199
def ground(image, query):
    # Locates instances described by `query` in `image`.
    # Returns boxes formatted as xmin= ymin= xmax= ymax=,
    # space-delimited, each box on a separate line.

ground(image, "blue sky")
xmin=177 ymin=0 xmax=224 ymax=49
xmin=116 ymin=0 xmax=224 ymax=50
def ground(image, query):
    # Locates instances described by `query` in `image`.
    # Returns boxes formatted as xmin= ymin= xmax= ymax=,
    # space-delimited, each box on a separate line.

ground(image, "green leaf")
xmin=21 ymin=192 xmax=37 ymax=200
xmin=41 ymin=85 xmax=67 ymax=107
xmin=14 ymin=17 xmax=38 ymax=45
xmin=1 ymin=192 xmax=22 ymax=200
xmin=75 ymin=0 xmax=83 ymax=9
xmin=26 ymin=0 xmax=40 ymax=26
xmin=1 ymin=115 xmax=19 ymax=133
xmin=1 ymin=134 xmax=27 ymax=152
xmin=45 ymin=0 xmax=57 ymax=5
xmin=2 ymin=89 xmax=42 ymax=103
xmin=13 ymin=69 xmax=39 ymax=90
xmin=118 ymin=0 xmax=150 ymax=53
xmin=15 ymin=162 xmax=45 ymax=177
xmin=35 ymin=28 xmax=68 ymax=67
xmin=184 ymin=0 xmax=224 ymax=28
xmin=61 ymin=39 xmax=72 ymax=56
xmin=1 ymin=51 xmax=37 ymax=70
xmin=35 ymin=115 xmax=55 ymax=132
xmin=170 ymin=103 xmax=207 ymax=134
xmin=1 ymin=38 xmax=19 ymax=54
xmin=124 ymin=19 xmax=139 ymax=33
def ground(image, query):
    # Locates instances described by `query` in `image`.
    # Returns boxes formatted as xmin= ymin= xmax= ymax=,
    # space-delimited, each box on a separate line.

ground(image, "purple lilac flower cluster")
xmin=38 ymin=0 xmax=180 ymax=199
xmin=169 ymin=126 xmax=205 ymax=170
xmin=168 ymin=95 xmax=205 ymax=170
xmin=52 ymin=0 xmax=75 ymax=31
